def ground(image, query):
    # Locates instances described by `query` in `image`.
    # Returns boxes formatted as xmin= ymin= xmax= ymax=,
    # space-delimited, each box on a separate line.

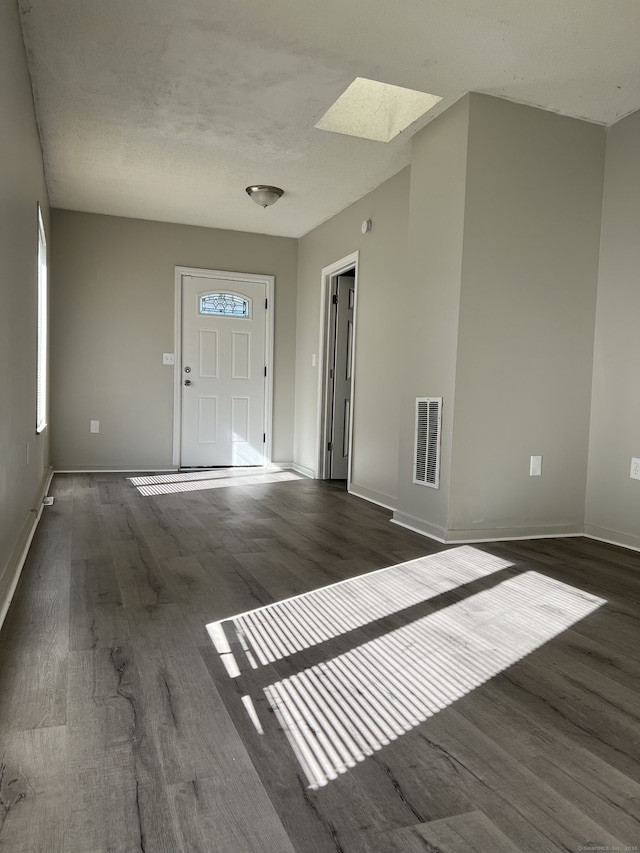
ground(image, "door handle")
xmin=184 ymin=379 xmax=192 ymax=386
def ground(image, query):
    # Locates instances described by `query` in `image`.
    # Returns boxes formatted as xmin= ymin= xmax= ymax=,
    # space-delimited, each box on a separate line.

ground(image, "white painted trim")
xmin=172 ymin=268 xmax=182 ymax=466
xmin=54 ymin=468 xmax=179 ymax=474
xmin=443 ymin=531 xmax=584 ymax=545
xmin=292 ymin=462 xmax=316 ymax=479
xmin=265 ymin=461 xmax=294 ymax=471
xmin=390 ymin=514 xmax=447 ymax=543
xmin=391 ymin=511 xmax=584 ymax=545
xmin=584 ymin=527 xmax=640 ymax=555
xmin=0 ymin=468 xmax=54 ymax=634
xmin=264 ymin=279 xmax=275 ymax=468
xmin=316 ymin=251 xmax=359 ymax=483
xmin=348 ymin=483 xmax=398 ymax=512
xmin=173 ymin=267 xmax=275 ymax=469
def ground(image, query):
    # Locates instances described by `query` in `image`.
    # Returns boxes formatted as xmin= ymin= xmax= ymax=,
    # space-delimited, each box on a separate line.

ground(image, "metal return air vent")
xmin=413 ymin=397 xmax=442 ymax=488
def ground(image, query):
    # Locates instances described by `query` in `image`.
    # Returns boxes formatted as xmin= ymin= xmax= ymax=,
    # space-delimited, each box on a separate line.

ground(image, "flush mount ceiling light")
xmin=315 ymin=77 xmax=442 ymax=143
xmin=245 ymin=185 xmax=284 ymax=207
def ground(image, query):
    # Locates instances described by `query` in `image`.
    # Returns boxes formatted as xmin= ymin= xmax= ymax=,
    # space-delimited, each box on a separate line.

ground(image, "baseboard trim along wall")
xmin=443 ymin=529 xmax=584 ymax=544
xmin=390 ymin=512 xmax=448 ymax=543
xmin=56 ymin=464 xmax=312 ymax=479
xmin=584 ymin=526 xmax=640 ymax=555
xmin=54 ymin=468 xmax=179 ymax=474
xmin=0 ymin=467 xmax=54 ymax=634
xmin=292 ymin=462 xmax=315 ymax=479
xmin=348 ymin=483 xmax=398 ymax=512
xmin=391 ymin=510 xmax=584 ymax=545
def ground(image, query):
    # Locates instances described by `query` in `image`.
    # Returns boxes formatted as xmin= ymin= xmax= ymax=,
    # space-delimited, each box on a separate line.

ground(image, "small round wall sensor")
xmin=361 ymin=218 xmax=372 ymax=234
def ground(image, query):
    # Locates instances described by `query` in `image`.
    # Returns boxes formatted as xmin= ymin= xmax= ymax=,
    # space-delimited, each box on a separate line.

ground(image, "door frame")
xmin=316 ymin=251 xmax=359 ymax=484
xmin=172 ymin=266 xmax=275 ymax=468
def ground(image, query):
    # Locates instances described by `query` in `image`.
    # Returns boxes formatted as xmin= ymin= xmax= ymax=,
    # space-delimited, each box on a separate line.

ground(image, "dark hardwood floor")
xmin=1 ymin=470 xmax=640 ymax=852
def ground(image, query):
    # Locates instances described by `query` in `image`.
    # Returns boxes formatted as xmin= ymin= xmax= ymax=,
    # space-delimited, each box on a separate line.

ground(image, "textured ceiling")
xmin=18 ymin=0 xmax=640 ymax=238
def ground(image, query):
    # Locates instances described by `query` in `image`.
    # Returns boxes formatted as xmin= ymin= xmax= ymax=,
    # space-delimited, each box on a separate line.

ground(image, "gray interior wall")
xmin=0 ymin=0 xmax=50 ymax=612
xmin=448 ymin=95 xmax=605 ymax=540
xmin=7 ymin=42 xmax=636 ymax=557
xmin=393 ymin=97 xmax=470 ymax=538
xmin=586 ymin=110 xmax=640 ymax=549
xmin=294 ymin=167 xmax=411 ymax=506
xmin=50 ymin=210 xmax=298 ymax=469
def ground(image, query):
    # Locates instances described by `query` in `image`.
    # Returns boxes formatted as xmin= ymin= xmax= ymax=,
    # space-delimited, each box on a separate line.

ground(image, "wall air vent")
xmin=413 ymin=397 xmax=442 ymax=488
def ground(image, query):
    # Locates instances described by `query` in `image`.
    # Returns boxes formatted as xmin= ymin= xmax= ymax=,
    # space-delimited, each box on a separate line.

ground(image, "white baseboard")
xmin=0 ymin=467 xmax=54 ymax=634
xmin=583 ymin=525 xmax=640 ymax=555
xmin=54 ymin=468 xmax=179 ymax=474
xmin=291 ymin=462 xmax=316 ymax=479
xmin=391 ymin=510 xmax=583 ymax=545
xmin=444 ymin=530 xmax=584 ymax=545
xmin=348 ymin=483 xmax=397 ymax=512
xmin=390 ymin=512 xmax=448 ymax=543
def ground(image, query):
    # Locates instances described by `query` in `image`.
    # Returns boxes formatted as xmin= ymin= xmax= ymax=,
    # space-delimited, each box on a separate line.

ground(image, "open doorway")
xmin=317 ymin=252 xmax=359 ymax=485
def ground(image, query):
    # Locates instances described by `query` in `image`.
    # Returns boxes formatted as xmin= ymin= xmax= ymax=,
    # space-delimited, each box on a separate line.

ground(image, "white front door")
xmin=180 ymin=273 xmax=268 ymax=467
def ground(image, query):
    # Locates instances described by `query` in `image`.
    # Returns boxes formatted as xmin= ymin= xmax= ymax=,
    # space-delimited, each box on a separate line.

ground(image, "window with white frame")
xmin=36 ymin=205 xmax=47 ymax=433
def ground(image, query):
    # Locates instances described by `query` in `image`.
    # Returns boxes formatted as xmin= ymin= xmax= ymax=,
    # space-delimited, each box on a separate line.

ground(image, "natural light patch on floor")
xmin=266 ymin=569 xmax=604 ymax=788
xmin=207 ymin=547 xmax=513 ymax=674
xmin=129 ymin=469 xmax=270 ymax=486
xmin=128 ymin=469 xmax=302 ymax=496
xmin=207 ymin=547 xmax=606 ymax=789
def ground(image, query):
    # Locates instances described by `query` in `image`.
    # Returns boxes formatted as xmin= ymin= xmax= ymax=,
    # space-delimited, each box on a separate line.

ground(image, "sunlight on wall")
xmin=207 ymin=547 xmax=606 ymax=789
xmin=128 ymin=469 xmax=302 ymax=496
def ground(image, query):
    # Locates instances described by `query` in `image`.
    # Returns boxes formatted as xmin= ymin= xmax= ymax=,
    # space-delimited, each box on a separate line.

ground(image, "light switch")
xmin=90 ymin=420 xmax=100 ymax=433
xmin=530 ymin=455 xmax=542 ymax=476
xmin=163 ymin=353 xmax=175 ymax=365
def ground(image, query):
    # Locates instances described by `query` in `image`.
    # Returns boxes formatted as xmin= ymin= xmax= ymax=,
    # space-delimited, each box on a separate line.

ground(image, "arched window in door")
xmin=199 ymin=292 xmax=251 ymax=318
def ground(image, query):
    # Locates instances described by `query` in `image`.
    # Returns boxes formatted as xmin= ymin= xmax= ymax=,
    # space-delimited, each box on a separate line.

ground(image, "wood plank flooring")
xmin=1 ymin=471 xmax=640 ymax=852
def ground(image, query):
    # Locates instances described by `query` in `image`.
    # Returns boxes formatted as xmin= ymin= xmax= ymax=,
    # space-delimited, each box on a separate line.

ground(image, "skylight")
xmin=315 ymin=77 xmax=442 ymax=143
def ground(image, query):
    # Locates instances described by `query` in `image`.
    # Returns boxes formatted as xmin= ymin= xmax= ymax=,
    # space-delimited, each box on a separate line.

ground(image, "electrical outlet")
xmin=90 ymin=420 xmax=100 ymax=433
xmin=630 ymin=458 xmax=640 ymax=480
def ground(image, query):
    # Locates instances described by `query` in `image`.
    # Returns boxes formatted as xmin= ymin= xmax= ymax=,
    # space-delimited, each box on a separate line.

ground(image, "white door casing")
xmin=317 ymin=251 xmax=359 ymax=483
xmin=330 ymin=275 xmax=355 ymax=479
xmin=173 ymin=268 xmax=274 ymax=468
